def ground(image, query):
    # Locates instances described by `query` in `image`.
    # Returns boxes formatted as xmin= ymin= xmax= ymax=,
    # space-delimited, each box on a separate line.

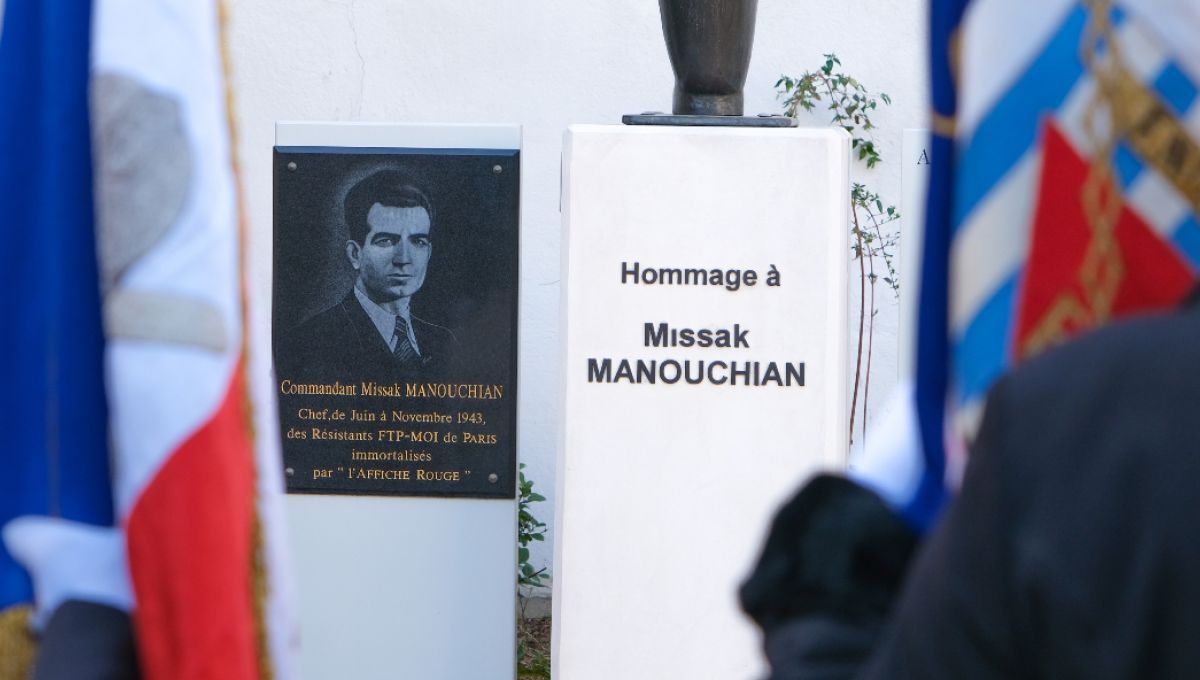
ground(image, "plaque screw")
xmin=285 ymin=467 xmax=295 ymax=477
xmin=287 ymin=161 xmax=297 ymax=171
xmin=488 ymin=473 xmax=499 ymax=484
xmin=492 ymin=164 xmax=503 ymax=175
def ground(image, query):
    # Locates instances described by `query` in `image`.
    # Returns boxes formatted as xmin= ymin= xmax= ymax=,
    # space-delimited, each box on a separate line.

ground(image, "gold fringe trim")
xmin=0 ymin=606 xmax=36 ymax=680
xmin=217 ymin=2 xmax=274 ymax=679
xmin=249 ymin=511 xmax=272 ymax=680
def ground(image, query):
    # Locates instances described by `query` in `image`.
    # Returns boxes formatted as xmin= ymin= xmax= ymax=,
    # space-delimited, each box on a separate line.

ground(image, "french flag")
xmin=1 ymin=0 xmax=293 ymax=677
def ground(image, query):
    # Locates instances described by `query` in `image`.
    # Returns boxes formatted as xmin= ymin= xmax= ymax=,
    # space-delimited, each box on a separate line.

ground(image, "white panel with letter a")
xmin=555 ymin=124 xmax=849 ymax=679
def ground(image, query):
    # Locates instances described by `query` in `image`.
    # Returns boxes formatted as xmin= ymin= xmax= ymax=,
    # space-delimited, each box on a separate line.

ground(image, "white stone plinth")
xmin=555 ymin=124 xmax=849 ymax=679
xmin=276 ymin=123 xmax=518 ymax=680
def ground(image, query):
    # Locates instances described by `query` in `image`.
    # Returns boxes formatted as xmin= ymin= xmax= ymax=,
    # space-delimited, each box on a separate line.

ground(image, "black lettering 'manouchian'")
xmin=586 ymin=358 xmax=803 ymax=387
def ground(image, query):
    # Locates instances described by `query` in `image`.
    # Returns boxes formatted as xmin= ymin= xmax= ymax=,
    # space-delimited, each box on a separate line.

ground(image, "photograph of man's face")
xmin=348 ymin=203 xmax=432 ymax=304
xmin=341 ymin=170 xmax=435 ymax=308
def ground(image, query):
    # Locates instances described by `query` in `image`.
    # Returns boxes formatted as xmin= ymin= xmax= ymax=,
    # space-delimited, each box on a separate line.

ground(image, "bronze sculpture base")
xmin=622 ymin=113 xmax=798 ymax=128
xmin=676 ymin=91 xmax=743 ymax=117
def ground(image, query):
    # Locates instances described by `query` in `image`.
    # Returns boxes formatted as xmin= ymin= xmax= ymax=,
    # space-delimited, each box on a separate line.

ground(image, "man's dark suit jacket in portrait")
xmin=280 ymin=291 xmax=457 ymax=382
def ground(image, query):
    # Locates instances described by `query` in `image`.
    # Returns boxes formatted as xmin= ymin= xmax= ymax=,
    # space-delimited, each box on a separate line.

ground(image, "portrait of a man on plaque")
xmin=283 ymin=171 xmax=456 ymax=380
xmin=273 ymin=148 xmax=519 ymax=499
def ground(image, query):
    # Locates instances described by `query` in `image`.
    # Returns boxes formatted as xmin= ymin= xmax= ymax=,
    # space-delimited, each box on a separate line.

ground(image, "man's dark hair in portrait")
xmin=281 ymin=169 xmax=457 ymax=380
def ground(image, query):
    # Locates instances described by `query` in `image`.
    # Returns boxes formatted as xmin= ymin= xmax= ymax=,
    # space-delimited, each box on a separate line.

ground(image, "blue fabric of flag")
xmin=1173 ymin=215 xmax=1200 ymax=269
xmin=953 ymin=273 xmax=1020 ymax=404
xmin=907 ymin=0 xmax=969 ymax=532
xmin=0 ymin=0 xmax=113 ymax=610
xmin=950 ymin=5 xmax=1091 ymax=236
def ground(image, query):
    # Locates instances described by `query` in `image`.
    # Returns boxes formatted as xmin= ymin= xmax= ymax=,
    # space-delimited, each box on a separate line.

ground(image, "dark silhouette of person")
xmin=742 ymin=291 xmax=1200 ymax=679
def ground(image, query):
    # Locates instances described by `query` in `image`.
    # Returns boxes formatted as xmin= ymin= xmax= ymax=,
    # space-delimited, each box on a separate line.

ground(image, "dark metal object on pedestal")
xmin=622 ymin=112 xmax=795 ymax=127
xmin=626 ymin=0 xmax=796 ymax=128
xmin=661 ymin=0 xmax=757 ymax=116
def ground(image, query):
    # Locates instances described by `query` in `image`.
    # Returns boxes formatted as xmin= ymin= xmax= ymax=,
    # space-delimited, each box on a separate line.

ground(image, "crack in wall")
xmin=348 ymin=0 xmax=365 ymax=118
xmin=316 ymin=0 xmax=364 ymax=117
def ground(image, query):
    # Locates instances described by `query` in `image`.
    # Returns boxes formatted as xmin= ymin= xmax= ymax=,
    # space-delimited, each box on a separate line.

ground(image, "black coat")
xmin=744 ymin=298 xmax=1200 ymax=679
xmin=277 ymin=291 xmax=457 ymax=382
xmin=865 ymin=300 xmax=1200 ymax=679
xmin=32 ymin=600 xmax=139 ymax=679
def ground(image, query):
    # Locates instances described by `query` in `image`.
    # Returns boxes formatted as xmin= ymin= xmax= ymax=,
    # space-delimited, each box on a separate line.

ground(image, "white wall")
xmin=228 ymin=0 xmax=929 ymax=583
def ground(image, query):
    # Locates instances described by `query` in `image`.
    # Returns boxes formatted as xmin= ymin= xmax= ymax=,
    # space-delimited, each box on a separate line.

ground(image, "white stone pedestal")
xmin=275 ymin=123 xmax=518 ymax=680
xmin=554 ymin=125 xmax=849 ymax=679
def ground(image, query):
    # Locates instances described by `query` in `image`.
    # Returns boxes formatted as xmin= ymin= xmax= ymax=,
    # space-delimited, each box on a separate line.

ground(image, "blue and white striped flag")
xmin=907 ymin=0 xmax=1200 ymax=530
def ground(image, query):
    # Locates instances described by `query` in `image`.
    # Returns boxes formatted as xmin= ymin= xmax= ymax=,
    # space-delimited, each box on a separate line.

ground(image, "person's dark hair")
xmin=344 ymin=170 xmax=433 ymax=244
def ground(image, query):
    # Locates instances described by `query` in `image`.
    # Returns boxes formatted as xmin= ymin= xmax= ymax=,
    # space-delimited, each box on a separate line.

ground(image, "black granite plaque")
xmin=273 ymin=146 xmax=519 ymax=498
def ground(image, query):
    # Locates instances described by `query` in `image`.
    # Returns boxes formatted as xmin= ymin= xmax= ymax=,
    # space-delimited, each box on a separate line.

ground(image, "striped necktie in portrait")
xmin=393 ymin=315 xmax=418 ymax=365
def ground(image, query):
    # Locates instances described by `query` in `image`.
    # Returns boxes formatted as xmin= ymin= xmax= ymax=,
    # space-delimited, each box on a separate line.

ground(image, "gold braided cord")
xmin=1113 ymin=70 xmax=1200 ymax=211
xmin=216 ymin=1 xmax=274 ymax=679
xmin=948 ymin=27 xmax=964 ymax=90
xmin=1022 ymin=0 xmax=1127 ymax=358
xmin=1024 ymin=0 xmax=1200 ymax=358
xmin=1078 ymin=0 xmax=1126 ymax=321
xmin=931 ymin=112 xmax=957 ymax=138
xmin=0 ymin=606 xmax=35 ymax=680
xmin=934 ymin=26 xmax=962 ymax=140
